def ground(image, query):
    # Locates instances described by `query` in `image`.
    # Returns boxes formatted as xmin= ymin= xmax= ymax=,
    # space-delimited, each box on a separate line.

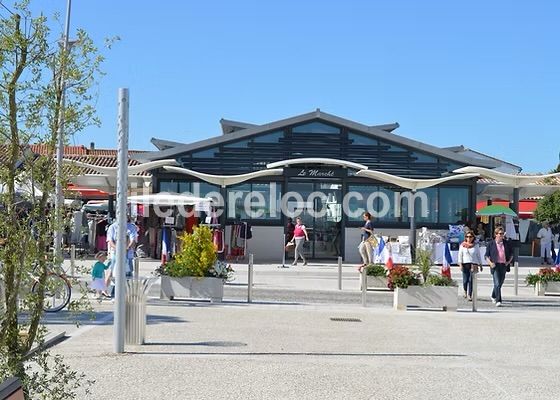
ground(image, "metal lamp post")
xmin=53 ymin=0 xmax=72 ymax=264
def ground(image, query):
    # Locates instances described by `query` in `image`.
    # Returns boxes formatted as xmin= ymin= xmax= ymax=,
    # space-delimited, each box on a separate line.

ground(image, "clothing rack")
xmin=227 ymin=221 xmax=248 ymax=261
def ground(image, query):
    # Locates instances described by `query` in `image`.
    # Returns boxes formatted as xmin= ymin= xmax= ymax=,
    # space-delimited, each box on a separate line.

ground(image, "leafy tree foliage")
xmin=0 ymin=1 xmax=106 ymax=397
xmin=534 ymin=190 xmax=560 ymax=224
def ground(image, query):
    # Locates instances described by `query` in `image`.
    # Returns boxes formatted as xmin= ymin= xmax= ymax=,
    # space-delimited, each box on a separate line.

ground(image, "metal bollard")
xmin=338 ymin=256 xmax=342 ymax=290
xmin=361 ymin=265 xmax=367 ymax=307
xmin=514 ymin=261 xmax=519 ymax=296
xmin=279 ymin=234 xmax=286 ymax=269
xmin=248 ymin=254 xmax=253 ymax=303
xmin=134 ymin=258 xmax=140 ymax=279
xmin=472 ymin=267 xmax=478 ymax=312
xmin=70 ymin=244 xmax=76 ymax=277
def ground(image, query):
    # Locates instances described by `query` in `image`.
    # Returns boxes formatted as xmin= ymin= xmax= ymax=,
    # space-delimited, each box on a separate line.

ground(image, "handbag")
xmin=366 ymin=235 xmax=378 ymax=248
xmin=506 ymin=265 xmax=511 ymax=272
xmin=284 ymin=242 xmax=294 ymax=252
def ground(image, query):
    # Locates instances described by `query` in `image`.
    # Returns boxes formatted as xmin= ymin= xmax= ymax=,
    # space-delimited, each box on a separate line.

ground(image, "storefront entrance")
xmin=286 ymin=181 xmax=343 ymax=260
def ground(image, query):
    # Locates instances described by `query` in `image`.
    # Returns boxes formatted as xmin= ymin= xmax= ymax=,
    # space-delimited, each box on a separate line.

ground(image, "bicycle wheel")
xmin=31 ymin=273 xmax=72 ymax=312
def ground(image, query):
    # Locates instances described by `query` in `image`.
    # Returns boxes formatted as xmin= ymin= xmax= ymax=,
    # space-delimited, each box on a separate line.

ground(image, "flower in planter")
xmin=210 ymin=260 xmax=235 ymax=281
xmin=526 ymin=267 xmax=560 ymax=286
xmin=387 ymin=265 xmax=420 ymax=290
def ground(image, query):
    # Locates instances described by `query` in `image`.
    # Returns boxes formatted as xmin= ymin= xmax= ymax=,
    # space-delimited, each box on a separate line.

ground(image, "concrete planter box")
xmin=535 ymin=281 xmax=560 ymax=296
xmin=160 ymin=276 xmax=223 ymax=303
xmin=361 ymin=275 xmax=389 ymax=291
xmin=393 ymin=286 xmax=457 ymax=311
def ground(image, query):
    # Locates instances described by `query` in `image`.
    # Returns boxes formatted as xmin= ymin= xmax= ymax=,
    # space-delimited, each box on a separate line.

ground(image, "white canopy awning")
xmin=477 ymin=184 xmax=560 ymax=200
xmin=355 ymin=170 xmax=480 ymax=190
xmin=163 ymin=166 xmax=284 ymax=187
xmin=127 ymin=193 xmax=213 ymax=207
xmin=266 ymin=157 xmax=368 ymax=170
xmin=63 ymin=158 xmax=179 ymax=175
xmin=454 ymin=166 xmax=560 ymax=187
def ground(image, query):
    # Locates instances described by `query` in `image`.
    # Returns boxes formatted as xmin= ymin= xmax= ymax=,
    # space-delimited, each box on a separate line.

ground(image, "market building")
xmin=134 ymin=109 xmax=538 ymax=263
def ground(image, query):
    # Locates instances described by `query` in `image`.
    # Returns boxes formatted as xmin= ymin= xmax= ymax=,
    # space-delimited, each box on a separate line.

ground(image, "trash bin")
xmin=125 ymin=277 xmax=155 ymax=345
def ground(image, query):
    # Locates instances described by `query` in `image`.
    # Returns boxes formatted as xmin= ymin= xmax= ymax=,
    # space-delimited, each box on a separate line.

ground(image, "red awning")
xmin=66 ymin=185 xmax=109 ymax=199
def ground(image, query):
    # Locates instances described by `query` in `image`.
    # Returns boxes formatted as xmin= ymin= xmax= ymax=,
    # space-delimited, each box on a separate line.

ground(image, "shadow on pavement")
xmin=144 ymin=341 xmax=248 ymax=347
xmin=146 ymin=299 xmax=303 ymax=307
xmin=126 ymin=350 xmax=467 ymax=357
xmin=37 ymin=310 xmax=186 ymax=326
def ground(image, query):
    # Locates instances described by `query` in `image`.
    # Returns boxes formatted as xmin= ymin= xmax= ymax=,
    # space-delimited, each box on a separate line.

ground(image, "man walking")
xmin=485 ymin=227 xmax=513 ymax=307
xmin=105 ymin=215 xmax=138 ymax=293
xmin=537 ymin=221 xmax=553 ymax=265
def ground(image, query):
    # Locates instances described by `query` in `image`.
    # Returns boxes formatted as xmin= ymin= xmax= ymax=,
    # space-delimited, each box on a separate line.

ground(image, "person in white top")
xmin=457 ymin=231 xmax=482 ymax=301
xmin=537 ymin=222 xmax=553 ymax=265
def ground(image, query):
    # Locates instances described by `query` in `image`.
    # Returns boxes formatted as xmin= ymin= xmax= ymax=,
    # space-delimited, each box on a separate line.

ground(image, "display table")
xmin=390 ymin=242 xmax=412 ymax=264
xmin=372 ymin=242 xmax=412 ymax=265
xmin=432 ymin=244 xmax=488 ymax=265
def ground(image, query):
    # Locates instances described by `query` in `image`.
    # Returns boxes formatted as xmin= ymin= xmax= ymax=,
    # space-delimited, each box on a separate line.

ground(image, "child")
xmin=91 ymin=251 xmax=110 ymax=299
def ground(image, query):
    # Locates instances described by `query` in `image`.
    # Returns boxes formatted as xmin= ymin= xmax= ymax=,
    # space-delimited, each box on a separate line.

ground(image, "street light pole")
xmin=54 ymin=0 xmax=72 ymax=263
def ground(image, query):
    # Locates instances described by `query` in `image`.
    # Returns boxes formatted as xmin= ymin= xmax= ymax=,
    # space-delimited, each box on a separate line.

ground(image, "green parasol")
xmin=476 ymin=204 xmax=517 ymax=217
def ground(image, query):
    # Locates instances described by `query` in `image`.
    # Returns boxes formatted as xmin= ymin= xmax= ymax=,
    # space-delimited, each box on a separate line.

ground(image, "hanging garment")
xmin=213 ymin=229 xmax=224 ymax=252
xmin=239 ymin=223 xmax=252 ymax=240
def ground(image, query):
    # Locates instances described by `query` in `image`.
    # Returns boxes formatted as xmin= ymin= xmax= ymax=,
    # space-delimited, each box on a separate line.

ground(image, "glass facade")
xmin=226 ymin=182 xmax=281 ymax=221
xmin=346 ymin=184 xmax=469 ymax=225
xmin=153 ymin=116 xmax=476 ymax=261
xmin=439 ymin=187 xmax=469 ymax=224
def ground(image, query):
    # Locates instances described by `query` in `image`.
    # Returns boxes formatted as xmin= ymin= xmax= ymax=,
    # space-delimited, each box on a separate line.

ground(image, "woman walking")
xmin=358 ymin=212 xmax=374 ymax=271
xmin=457 ymin=231 xmax=482 ymax=301
xmin=290 ymin=217 xmax=309 ymax=266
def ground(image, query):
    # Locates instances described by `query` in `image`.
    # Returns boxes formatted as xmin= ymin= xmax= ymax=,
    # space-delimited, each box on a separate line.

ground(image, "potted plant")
xmin=361 ymin=264 xmax=389 ymax=290
xmin=526 ymin=267 xmax=560 ymax=296
xmin=160 ymin=226 xmax=234 ymax=302
xmin=414 ymin=247 xmax=433 ymax=284
xmin=391 ymin=266 xmax=458 ymax=311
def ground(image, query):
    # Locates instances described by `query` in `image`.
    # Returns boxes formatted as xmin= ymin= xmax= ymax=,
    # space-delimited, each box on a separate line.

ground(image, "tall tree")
xmin=0 ymin=1 xmax=105 ymax=397
xmin=534 ymin=161 xmax=560 ymax=223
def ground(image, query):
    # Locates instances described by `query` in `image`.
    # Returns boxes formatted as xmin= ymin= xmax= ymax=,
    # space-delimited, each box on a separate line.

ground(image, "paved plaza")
xmin=42 ymin=257 xmax=560 ymax=399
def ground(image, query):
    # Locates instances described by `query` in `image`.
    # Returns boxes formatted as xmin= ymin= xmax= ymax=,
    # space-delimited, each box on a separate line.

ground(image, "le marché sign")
xmin=286 ymin=167 xmax=346 ymax=178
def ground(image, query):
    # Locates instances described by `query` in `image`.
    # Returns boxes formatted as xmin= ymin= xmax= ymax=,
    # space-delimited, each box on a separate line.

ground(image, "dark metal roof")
xmin=137 ymin=110 xmax=499 ymax=168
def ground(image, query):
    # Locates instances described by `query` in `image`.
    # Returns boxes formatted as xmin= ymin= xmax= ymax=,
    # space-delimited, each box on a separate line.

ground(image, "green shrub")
xmin=164 ymin=226 xmax=217 ymax=278
xmin=425 ymin=274 xmax=456 ymax=287
xmin=415 ymin=248 xmax=433 ymax=283
xmin=365 ymin=264 xmax=386 ymax=277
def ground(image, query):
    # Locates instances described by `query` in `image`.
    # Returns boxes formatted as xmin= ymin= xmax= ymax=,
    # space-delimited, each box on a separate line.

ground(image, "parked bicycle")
xmin=30 ymin=263 xmax=72 ymax=313
xmin=0 ymin=260 xmax=72 ymax=313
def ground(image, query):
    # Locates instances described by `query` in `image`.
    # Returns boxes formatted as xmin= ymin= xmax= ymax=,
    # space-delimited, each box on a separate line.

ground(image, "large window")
xmin=347 ymin=185 xmax=467 ymax=224
xmin=192 ymin=148 xmax=217 ymax=158
xmin=159 ymin=180 xmax=178 ymax=193
xmin=253 ymin=130 xmax=283 ymax=143
xmin=226 ymin=182 xmax=282 ymax=221
xmin=439 ymin=187 xmax=469 ymax=224
xmin=348 ymin=132 xmax=378 ymax=146
xmin=292 ymin=122 xmax=340 ymax=134
xmin=400 ymin=188 xmax=438 ymax=223
xmin=346 ymin=185 xmax=379 ymax=222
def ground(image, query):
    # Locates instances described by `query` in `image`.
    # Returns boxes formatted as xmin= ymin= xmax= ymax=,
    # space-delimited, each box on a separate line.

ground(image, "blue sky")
xmin=30 ymin=1 xmax=560 ymax=173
